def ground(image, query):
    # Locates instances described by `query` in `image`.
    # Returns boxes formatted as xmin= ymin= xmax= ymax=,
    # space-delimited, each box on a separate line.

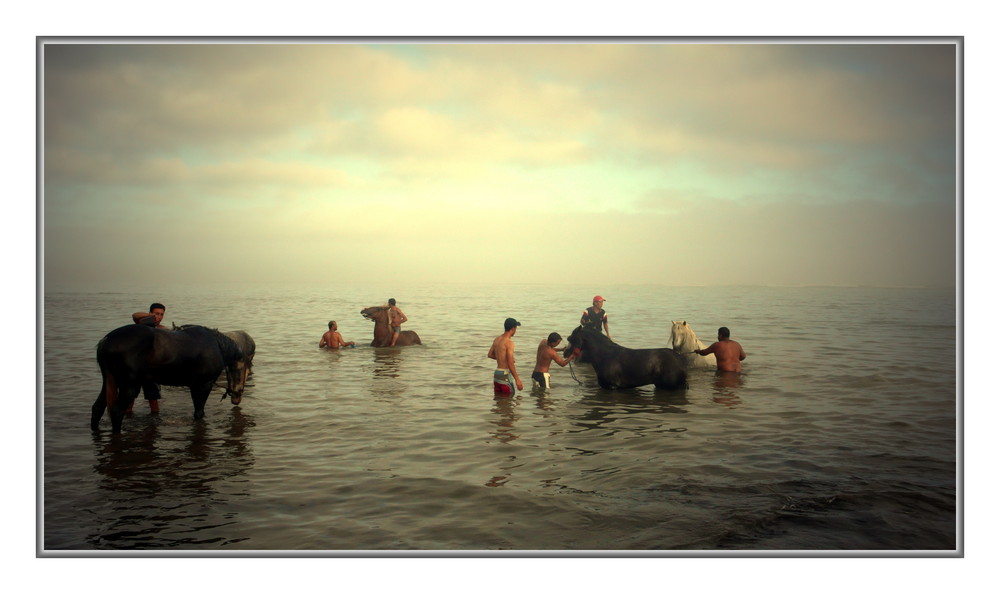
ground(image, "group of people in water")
xmin=128 ymin=294 xmax=746 ymax=406
xmin=488 ymin=295 xmax=747 ymax=397
xmin=320 ymin=298 xmax=407 ymax=349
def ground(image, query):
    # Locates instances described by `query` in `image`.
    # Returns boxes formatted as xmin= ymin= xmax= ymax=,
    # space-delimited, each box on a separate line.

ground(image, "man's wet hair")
xmin=150 ymin=302 xmax=166 ymax=312
xmin=329 ymin=321 xmax=336 ymax=330
xmin=718 ymin=327 xmax=731 ymax=339
xmin=388 ymin=298 xmax=396 ymax=306
xmin=547 ymin=332 xmax=562 ymax=344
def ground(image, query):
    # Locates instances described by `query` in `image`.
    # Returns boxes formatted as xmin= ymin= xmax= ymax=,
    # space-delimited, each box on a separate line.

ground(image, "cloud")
xmin=41 ymin=41 xmax=958 ymax=290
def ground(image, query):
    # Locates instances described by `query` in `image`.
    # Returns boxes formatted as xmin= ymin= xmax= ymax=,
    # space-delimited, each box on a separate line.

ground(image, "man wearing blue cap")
xmin=488 ymin=317 xmax=524 ymax=396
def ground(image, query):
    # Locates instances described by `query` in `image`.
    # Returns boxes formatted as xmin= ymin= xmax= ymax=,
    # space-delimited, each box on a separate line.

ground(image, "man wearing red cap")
xmin=580 ymin=296 xmax=611 ymax=339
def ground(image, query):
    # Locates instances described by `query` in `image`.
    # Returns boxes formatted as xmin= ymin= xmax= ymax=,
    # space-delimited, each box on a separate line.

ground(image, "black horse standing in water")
xmin=564 ymin=326 xmax=687 ymax=390
xmin=91 ymin=324 xmax=250 ymax=434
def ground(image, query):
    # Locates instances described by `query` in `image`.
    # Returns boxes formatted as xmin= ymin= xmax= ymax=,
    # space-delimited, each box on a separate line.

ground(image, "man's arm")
xmin=695 ymin=342 xmax=719 ymax=356
xmin=506 ymin=342 xmax=523 ymax=389
xmin=399 ymin=309 xmax=408 ymax=324
xmin=550 ymin=347 xmax=574 ymax=367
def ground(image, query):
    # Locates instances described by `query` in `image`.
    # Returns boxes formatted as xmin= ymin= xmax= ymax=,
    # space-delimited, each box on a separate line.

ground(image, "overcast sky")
xmin=42 ymin=41 xmax=957 ymax=290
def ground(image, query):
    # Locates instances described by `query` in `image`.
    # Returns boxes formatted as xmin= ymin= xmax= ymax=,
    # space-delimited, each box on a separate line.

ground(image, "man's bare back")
xmin=489 ymin=334 xmax=515 ymax=370
xmin=698 ymin=339 xmax=746 ymax=372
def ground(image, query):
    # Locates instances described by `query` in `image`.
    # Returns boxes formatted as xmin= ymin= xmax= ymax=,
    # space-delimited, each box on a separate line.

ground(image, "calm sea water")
xmin=41 ymin=284 xmax=958 ymax=552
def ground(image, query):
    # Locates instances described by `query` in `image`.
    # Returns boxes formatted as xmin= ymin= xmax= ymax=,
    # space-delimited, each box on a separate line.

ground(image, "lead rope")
xmin=569 ymin=358 xmax=583 ymax=384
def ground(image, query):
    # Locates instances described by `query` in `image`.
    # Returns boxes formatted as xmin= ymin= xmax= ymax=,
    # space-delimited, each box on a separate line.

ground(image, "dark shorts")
xmin=531 ymin=371 xmax=550 ymax=389
xmin=141 ymin=380 xmax=161 ymax=401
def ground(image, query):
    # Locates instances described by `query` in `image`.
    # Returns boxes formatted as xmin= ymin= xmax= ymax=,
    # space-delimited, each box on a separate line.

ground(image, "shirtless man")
xmin=488 ymin=317 xmax=523 ymax=396
xmin=319 ymin=321 xmax=355 ymax=349
xmin=694 ymin=327 xmax=747 ymax=372
xmin=387 ymin=298 xmax=408 ymax=347
xmin=532 ymin=332 xmax=576 ymax=390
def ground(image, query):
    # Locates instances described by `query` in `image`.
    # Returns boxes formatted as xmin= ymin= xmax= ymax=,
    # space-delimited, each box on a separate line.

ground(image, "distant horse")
xmin=360 ymin=306 xmax=422 ymax=347
xmin=91 ymin=324 xmax=249 ymax=433
xmin=670 ymin=320 xmax=717 ymax=369
xmin=563 ymin=326 xmax=687 ymax=390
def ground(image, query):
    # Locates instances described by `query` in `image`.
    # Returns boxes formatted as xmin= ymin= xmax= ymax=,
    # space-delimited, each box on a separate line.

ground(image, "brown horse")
xmin=360 ymin=306 xmax=422 ymax=347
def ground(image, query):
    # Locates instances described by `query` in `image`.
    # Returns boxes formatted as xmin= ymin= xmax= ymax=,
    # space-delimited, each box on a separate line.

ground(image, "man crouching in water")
xmin=532 ymin=332 xmax=576 ymax=390
xmin=695 ymin=326 xmax=747 ymax=372
xmin=488 ymin=318 xmax=524 ymax=396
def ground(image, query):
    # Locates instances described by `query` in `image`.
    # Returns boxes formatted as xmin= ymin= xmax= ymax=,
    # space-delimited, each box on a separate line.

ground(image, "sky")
xmin=42 ymin=41 xmax=958 ymax=290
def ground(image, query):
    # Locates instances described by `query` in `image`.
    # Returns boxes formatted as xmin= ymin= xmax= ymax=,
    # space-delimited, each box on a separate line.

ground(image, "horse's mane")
xmin=670 ymin=321 xmax=702 ymax=352
xmin=214 ymin=331 xmax=248 ymax=366
xmin=572 ymin=326 xmax=623 ymax=353
xmin=172 ymin=324 xmax=247 ymax=366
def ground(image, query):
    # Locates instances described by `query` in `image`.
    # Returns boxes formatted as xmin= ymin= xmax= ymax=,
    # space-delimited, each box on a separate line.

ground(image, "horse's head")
xmin=215 ymin=331 xmax=250 ymax=405
xmin=563 ymin=325 xmax=596 ymax=363
xmin=669 ymin=320 xmax=696 ymax=351
xmin=360 ymin=306 xmax=389 ymax=324
xmin=224 ymin=354 xmax=250 ymax=405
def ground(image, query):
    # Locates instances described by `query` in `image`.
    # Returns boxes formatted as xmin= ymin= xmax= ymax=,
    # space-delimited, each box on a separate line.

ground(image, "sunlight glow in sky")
xmin=42 ymin=42 xmax=958 ymax=289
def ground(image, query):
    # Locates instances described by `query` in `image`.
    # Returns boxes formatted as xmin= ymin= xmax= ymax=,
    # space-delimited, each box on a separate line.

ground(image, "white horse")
xmin=670 ymin=320 xmax=717 ymax=369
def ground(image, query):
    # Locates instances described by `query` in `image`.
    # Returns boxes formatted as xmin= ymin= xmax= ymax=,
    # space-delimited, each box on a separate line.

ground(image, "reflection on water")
xmin=86 ymin=409 xmax=256 ymax=549
xmin=489 ymin=396 xmax=520 ymax=445
xmin=711 ymin=371 xmax=745 ymax=408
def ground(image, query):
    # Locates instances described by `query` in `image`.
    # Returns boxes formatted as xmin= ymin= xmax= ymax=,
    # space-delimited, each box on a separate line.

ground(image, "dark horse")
xmin=91 ymin=324 xmax=250 ymax=433
xmin=360 ymin=306 xmax=422 ymax=347
xmin=564 ymin=326 xmax=687 ymax=390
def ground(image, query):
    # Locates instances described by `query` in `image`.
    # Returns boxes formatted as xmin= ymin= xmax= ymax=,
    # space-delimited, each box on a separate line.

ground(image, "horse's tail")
xmin=104 ymin=370 xmax=118 ymax=411
xmin=95 ymin=335 xmax=118 ymax=410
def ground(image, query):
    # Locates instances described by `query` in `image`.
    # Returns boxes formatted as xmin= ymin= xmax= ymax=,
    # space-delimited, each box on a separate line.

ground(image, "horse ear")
xmin=683 ymin=321 xmax=687 ymax=326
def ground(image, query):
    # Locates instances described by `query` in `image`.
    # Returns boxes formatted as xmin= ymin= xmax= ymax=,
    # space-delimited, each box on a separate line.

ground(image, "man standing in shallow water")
xmin=488 ymin=318 xmax=524 ymax=396
xmin=129 ymin=302 xmax=167 ymax=413
xmin=319 ymin=321 xmax=355 ymax=349
xmin=695 ymin=327 xmax=747 ymax=372
xmin=532 ymin=332 xmax=576 ymax=390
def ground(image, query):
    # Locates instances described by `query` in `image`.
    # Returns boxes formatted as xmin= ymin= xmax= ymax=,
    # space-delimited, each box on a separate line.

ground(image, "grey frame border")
xmin=36 ymin=35 xmax=964 ymax=559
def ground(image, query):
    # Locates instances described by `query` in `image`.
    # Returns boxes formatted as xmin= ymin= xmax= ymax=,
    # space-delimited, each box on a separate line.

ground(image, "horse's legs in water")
xmin=190 ymin=381 xmax=214 ymax=420
xmin=108 ymin=383 xmax=140 ymax=433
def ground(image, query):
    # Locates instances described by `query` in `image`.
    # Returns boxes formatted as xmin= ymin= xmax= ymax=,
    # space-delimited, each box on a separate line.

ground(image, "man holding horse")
xmin=581 ymin=295 xmax=611 ymax=339
xmin=488 ymin=318 xmax=524 ymax=396
xmin=695 ymin=327 xmax=747 ymax=372
xmin=532 ymin=332 xmax=576 ymax=390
